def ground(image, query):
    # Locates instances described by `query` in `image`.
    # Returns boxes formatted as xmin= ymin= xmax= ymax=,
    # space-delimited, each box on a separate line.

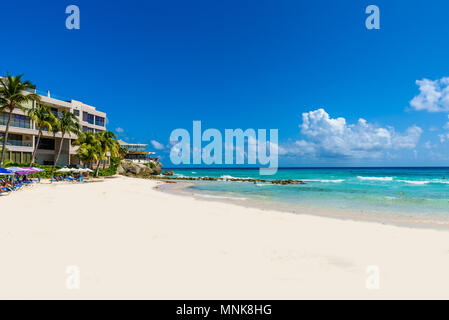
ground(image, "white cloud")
xmin=150 ymin=140 xmax=165 ymax=150
xmin=115 ymin=127 xmax=124 ymax=134
xmin=410 ymin=77 xmax=449 ymax=112
xmin=438 ymin=133 xmax=449 ymax=143
xmin=424 ymin=141 xmax=435 ymax=149
xmin=283 ymin=108 xmax=422 ymax=158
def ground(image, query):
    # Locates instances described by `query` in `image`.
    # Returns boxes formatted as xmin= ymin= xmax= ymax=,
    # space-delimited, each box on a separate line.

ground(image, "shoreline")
xmin=2 ymin=175 xmax=449 ymax=299
xmin=156 ymin=179 xmax=449 ymax=231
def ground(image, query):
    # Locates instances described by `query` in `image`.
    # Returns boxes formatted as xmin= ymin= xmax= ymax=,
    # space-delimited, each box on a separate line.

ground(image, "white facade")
xmin=0 ymin=88 xmax=107 ymax=166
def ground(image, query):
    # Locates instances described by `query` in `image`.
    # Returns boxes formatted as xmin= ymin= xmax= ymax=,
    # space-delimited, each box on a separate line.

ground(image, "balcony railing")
xmin=37 ymin=90 xmax=71 ymax=102
xmin=6 ymin=140 xmax=32 ymax=147
xmin=0 ymin=118 xmax=32 ymax=129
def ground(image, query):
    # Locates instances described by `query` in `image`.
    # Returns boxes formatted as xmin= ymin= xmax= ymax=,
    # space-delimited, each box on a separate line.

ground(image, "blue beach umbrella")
xmin=0 ymin=168 xmax=13 ymax=175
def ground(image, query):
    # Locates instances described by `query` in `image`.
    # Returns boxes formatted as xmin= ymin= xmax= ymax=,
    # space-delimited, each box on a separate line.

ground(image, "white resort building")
xmin=117 ymin=140 xmax=157 ymax=164
xmin=0 ymin=87 xmax=107 ymax=166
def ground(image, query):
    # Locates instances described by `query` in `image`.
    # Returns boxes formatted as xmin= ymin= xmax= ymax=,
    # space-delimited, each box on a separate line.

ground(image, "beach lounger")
xmin=0 ymin=188 xmax=11 ymax=196
xmin=50 ymin=175 xmax=62 ymax=182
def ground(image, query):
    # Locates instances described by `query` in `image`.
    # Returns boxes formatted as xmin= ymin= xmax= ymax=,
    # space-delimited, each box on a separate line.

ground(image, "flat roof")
xmin=117 ymin=139 xmax=148 ymax=147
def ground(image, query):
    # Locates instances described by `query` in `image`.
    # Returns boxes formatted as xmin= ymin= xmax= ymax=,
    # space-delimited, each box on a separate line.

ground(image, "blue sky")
xmin=3 ymin=0 xmax=449 ymax=166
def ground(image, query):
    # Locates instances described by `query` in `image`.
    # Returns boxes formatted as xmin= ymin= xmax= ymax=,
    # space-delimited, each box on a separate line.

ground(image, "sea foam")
xmin=303 ymin=179 xmax=345 ymax=183
xmin=357 ymin=176 xmax=393 ymax=181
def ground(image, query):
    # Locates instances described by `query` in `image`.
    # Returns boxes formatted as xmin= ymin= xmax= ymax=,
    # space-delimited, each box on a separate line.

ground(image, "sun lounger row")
xmin=0 ymin=176 xmax=40 ymax=195
xmin=50 ymin=174 xmax=84 ymax=183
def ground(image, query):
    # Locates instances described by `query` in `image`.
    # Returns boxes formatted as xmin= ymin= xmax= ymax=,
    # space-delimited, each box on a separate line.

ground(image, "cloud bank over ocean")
xmin=280 ymin=108 xmax=422 ymax=159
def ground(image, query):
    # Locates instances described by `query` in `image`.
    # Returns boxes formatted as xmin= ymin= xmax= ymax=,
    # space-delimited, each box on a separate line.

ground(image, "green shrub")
xmin=3 ymin=163 xmax=60 ymax=179
xmin=2 ymin=157 xmax=121 ymax=179
xmin=97 ymin=156 xmax=120 ymax=177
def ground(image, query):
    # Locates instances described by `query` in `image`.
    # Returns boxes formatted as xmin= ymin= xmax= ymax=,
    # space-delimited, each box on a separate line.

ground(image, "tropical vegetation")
xmin=27 ymin=104 xmax=56 ymax=165
xmin=72 ymin=130 xmax=121 ymax=177
xmin=51 ymin=110 xmax=81 ymax=171
xmin=0 ymin=73 xmax=40 ymax=165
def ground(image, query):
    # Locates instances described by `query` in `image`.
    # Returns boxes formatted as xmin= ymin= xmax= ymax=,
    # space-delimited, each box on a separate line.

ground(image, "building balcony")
xmin=0 ymin=124 xmax=38 ymax=136
xmin=5 ymin=143 xmax=34 ymax=153
xmin=0 ymin=120 xmax=32 ymax=130
xmin=6 ymin=140 xmax=32 ymax=147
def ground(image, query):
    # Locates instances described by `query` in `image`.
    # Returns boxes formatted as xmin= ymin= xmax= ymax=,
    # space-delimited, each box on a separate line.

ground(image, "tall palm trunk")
xmin=31 ymin=130 xmax=42 ymax=166
xmin=102 ymin=155 xmax=106 ymax=170
xmin=52 ymin=136 xmax=65 ymax=172
xmin=0 ymin=110 xmax=13 ymax=165
xmin=94 ymin=159 xmax=101 ymax=177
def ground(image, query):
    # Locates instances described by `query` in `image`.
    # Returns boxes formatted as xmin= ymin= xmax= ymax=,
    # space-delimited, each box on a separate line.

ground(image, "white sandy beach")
xmin=1 ymin=175 xmax=449 ymax=299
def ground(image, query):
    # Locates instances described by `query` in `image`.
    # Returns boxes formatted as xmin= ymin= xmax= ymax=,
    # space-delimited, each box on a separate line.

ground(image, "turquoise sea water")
xmin=167 ymin=168 xmax=449 ymax=225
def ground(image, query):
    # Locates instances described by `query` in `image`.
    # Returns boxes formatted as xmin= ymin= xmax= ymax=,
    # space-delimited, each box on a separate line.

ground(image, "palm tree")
xmin=72 ymin=132 xmax=101 ymax=169
xmin=52 ymin=110 xmax=80 ymax=171
xmin=95 ymin=131 xmax=119 ymax=176
xmin=0 ymin=136 xmax=8 ymax=159
xmin=118 ymin=145 xmax=128 ymax=160
xmin=0 ymin=73 xmax=41 ymax=165
xmin=27 ymin=104 xmax=56 ymax=165
xmin=103 ymin=139 xmax=121 ymax=170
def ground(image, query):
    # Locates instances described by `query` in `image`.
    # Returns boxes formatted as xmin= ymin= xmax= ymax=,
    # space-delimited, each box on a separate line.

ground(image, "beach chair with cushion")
xmin=31 ymin=177 xmax=41 ymax=183
xmin=0 ymin=187 xmax=12 ymax=196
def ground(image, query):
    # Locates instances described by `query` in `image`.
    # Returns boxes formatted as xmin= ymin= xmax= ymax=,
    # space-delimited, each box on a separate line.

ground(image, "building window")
xmin=123 ymin=144 xmax=147 ymax=152
xmin=11 ymin=152 xmax=21 ymax=163
xmin=83 ymin=112 xmax=94 ymax=124
xmin=6 ymin=134 xmax=24 ymax=146
xmin=38 ymin=138 xmax=55 ymax=150
xmin=23 ymin=152 xmax=31 ymax=164
xmin=95 ymin=116 xmax=105 ymax=127
xmin=51 ymin=108 xmax=59 ymax=117
xmin=83 ymin=126 xmax=94 ymax=133
xmin=73 ymin=109 xmax=80 ymax=116
xmin=0 ymin=113 xmax=31 ymax=129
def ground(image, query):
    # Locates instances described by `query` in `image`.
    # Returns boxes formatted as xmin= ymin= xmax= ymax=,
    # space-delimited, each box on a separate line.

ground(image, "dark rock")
xmin=271 ymin=179 xmax=306 ymax=185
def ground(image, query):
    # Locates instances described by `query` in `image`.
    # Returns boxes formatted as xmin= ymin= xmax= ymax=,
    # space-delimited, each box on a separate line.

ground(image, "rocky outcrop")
xmin=118 ymin=164 xmax=306 ymax=185
xmin=271 ymin=179 xmax=306 ymax=185
xmin=149 ymin=174 xmax=306 ymax=185
xmin=117 ymin=160 xmax=162 ymax=178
